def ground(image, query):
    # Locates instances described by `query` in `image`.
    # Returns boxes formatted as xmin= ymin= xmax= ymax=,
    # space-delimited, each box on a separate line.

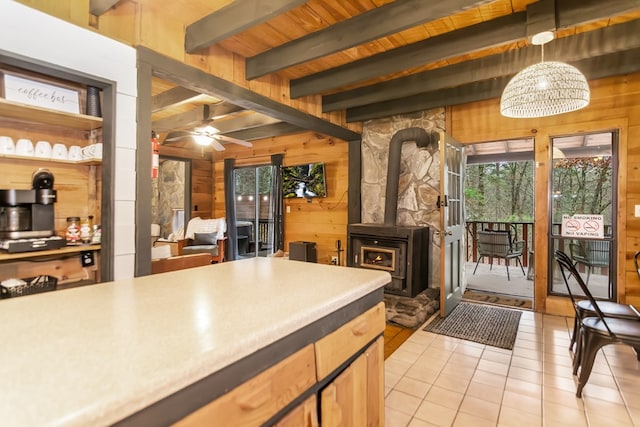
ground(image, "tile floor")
xmin=384 ymin=308 xmax=640 ymax=426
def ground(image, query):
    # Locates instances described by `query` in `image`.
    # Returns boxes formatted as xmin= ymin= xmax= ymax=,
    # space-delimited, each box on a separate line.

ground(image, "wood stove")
xmin=348 ymin=223 xmax=429 ymax=297
xmin=347 ymin=127 xmax=437 ymax=298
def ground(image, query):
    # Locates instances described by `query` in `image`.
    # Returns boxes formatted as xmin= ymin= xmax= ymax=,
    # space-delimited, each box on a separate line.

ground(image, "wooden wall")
xmin=17 ymin=0 xmax=361 ymax=135
xmin=212 ymin=131 xmax=349 ymax=265
xmin=449 ymin=72 xmax=640 ymax=314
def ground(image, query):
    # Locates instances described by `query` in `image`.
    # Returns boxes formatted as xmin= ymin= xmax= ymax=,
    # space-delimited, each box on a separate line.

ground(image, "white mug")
xmin=15 ymin=139 xmax=34 ymax=157
xmin=82 ymin=143 xmax=102 ymax=160
xmin=0 ymin=136 xmax=15 ymax=155
xmin=52 ymin=143 xmax=68 ymax=160
xmin=68 ymin=145 xmax=82 ymax=161
xmin=34 ymin=141 xmax=52 ymax=158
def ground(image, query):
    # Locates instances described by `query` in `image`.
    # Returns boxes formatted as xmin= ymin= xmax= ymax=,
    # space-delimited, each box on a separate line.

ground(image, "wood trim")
xmin=135 ymin=59 xmax=153 ymax=277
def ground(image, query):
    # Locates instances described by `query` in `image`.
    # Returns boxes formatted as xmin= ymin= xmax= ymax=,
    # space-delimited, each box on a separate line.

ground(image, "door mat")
xmin=463 ymin=289 xmax=532 ymax=310
xmin=423 ymin=302 xmax=522 ymax=350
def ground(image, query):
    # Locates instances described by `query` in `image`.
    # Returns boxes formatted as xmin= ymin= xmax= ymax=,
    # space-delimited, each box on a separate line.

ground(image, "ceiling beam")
xmin=293 ymin=0 xmax=638 ymax=99
xmin=290 ymin=12 xmax=526 ymax=99
xmin=212 ymin=113 xmax=281 ymax=133
xmin=223 ymin=122 xmax=304 ymax=141
xmin=185 ymin=0 xmax=307 ymax=53
xmin=324 ymin=19 xmax=640 ymax=112
xmin=89 ymin=0 xmax=121 ymax=15
xmin=152 ymin=103 xmax=244 ymax=133
xmin=151 ymin=86 xmax=201 ymax=112
xmin=346 ymin=48 xmax=640 ymax=122
xmin=138 ymin=47 xmax=360 ymax=141
xmin=245 ymin=0 xmax=493 ymax=80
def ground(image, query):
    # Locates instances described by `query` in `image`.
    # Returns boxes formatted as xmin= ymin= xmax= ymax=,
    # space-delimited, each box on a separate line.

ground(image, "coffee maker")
xmin=0 ymin=169 xmax=65 ymax=252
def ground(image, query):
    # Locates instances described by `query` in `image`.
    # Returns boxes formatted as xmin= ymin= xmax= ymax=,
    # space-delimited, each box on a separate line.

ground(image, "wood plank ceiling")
xmin=121 ymin=0 xmax=640 ymax=147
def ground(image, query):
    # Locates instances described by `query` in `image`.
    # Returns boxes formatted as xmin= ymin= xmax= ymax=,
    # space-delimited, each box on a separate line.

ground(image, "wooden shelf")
xmin=0 ymin=98 xmax=102 ymax=131
xmin=0 ymin=244 xmax=101 ymax=261
xmin=0 ymin=152 xmax=100 ymax=165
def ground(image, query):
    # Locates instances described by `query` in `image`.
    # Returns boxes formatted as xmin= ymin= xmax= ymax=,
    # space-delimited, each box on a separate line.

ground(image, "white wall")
xmin=0 ymin=1 xmax=137 ymax=280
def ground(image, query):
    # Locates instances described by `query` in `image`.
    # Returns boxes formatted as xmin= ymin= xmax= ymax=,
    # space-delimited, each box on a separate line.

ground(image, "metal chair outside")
xmin=473 ymin=230 xmax=525 ymax=280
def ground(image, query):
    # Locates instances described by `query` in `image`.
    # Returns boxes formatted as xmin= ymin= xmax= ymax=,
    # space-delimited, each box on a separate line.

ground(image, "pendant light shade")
xmin=500 ymin=31 xmax=590 ymax=118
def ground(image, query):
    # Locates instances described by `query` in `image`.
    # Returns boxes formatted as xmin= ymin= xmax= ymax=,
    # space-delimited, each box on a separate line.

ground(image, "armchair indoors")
xmin=473 ymin=230 xmax=525 ymax=280
xmin=178 ymin=217 xmax=227 ymax=263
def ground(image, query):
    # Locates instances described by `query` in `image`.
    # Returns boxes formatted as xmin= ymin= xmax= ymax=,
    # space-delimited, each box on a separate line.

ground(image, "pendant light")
xmin=500 ymin=31 xmax=590 ymax=118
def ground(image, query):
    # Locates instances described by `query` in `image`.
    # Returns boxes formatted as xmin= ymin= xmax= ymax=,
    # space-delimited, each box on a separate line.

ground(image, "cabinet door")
xmin=274 ymin=395 xmax=318 ymax=427
xmin=320 ymin=336 xmax=384 ymax=427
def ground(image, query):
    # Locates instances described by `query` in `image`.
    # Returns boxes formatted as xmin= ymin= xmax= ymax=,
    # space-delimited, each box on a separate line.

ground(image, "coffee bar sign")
xmin=1 ymin=72 xmax=79 ymax=114
xmin=561 ymin=214 xmax=605 ymax=238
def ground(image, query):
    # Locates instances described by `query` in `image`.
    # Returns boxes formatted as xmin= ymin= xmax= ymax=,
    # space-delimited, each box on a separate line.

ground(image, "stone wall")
xmin=151 ymin=159 xmax=185 ymax=238
xmin=361 ymin=109 xmax=445 ymax=287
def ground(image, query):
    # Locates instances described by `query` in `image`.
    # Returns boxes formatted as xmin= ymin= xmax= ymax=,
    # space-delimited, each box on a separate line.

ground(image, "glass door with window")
xmin=234 ymin=165 xmax=275 ymax=258
xmin=548 ymin=132 xmax=617 ymax=299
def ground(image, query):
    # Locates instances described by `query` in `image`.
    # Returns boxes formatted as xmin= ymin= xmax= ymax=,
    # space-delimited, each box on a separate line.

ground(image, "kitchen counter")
xmin=0 ymin=257 xmax=390 ymax=426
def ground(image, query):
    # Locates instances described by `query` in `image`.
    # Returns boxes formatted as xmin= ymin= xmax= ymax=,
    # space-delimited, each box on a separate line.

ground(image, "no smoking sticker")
xmin=561 ymin=214 xmax=604 ymax=238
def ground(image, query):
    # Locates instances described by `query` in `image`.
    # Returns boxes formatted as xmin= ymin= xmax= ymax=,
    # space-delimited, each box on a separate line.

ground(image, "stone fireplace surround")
xmin=359 ymin=109 xmax=445 ymax=290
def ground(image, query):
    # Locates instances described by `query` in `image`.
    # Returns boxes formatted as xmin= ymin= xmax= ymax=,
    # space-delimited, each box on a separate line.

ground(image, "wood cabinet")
xmin=172 ymin=302 xmax=385 ymax=427
xmin=320 ymin=337 xmax=384 ymax=427
xmin=0 ymin=65 xmax=104 ymax=287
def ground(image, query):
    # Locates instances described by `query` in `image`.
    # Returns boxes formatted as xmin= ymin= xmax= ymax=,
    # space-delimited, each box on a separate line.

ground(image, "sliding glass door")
xmin=233 ymin=165 xmax=275 ymax=258
xmin=548 ymin=131 xmax=617 ymax=300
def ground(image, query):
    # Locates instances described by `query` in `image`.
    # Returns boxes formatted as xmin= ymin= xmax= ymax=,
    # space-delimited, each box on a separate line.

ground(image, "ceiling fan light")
xmin=193 ymin=134 xmax=212 ymax=146
xmin=500 ymin=61 xmax=590 ymax=118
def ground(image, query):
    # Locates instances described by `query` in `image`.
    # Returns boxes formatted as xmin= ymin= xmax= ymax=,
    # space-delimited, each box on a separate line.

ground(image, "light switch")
xmin=286 ymin=205 xmax=291 ymax=213
xmin=636 ymin=205 xmax=640 ymax=217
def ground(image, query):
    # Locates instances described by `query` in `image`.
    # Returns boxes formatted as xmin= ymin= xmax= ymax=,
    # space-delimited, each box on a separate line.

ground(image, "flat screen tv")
xmin=282 ymin=162 xmax=327 ymax=198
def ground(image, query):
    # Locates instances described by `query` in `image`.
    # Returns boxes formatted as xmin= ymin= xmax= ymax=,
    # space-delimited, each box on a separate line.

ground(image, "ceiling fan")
xmin=164 ymin=125 xmax=253 ymax=151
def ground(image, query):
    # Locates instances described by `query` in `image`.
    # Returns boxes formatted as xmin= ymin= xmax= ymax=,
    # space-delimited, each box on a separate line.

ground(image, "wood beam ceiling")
xmin=323 ymin=19 xmax=640 ymax=113
xmin=245 ymin=0 xmax=494 ymax=79
xmin=223 ymin=122 xmax=305 ymax=141
xmin=346 ymin=47 xmax=640 ymax=122
xmin=185 ymin=0 xmax=307 ymax=53
xmin=151 ymin=87 xmax=201 ymax=112
xmin=300 ymin=0 xmax=639 ymax=103
xmin=290 ymin=12 xmax=527 ymax=99
xmin=152 ymin=102 xmax=243 ymax=133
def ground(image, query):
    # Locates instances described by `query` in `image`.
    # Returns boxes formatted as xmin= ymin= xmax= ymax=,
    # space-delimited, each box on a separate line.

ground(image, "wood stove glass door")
xmin=439 ymin=132 xmax=465 ymax=317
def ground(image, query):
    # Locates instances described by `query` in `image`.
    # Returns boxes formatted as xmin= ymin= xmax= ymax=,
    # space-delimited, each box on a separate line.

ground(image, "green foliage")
xmin=234 ymin=166 xmax=273 ymax=195
xmin=465 ymin=161 xmax=534 ymax=222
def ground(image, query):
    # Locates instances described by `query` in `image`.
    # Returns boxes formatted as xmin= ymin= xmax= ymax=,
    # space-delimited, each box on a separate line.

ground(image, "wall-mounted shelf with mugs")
xmin=0 ymin=137 xmax=102 ymax=164
xmin=0 ymin=152 xmax=101 ymax=165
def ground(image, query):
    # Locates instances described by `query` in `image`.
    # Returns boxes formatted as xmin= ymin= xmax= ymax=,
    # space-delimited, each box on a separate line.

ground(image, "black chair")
xmin=554 ymin=250 xmax=639 ymax=354
xmin=634 ymin=251 xmax=640 ymax=280
xmin=554 ymin=250 xmax=640 ymax=397
xmin=473 ymin=230 xmax=525 ymax=280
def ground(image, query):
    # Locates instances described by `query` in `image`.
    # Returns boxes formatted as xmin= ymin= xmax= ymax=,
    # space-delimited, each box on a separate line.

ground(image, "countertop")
xmin=0 ymin=258 xmax=390 ymax=426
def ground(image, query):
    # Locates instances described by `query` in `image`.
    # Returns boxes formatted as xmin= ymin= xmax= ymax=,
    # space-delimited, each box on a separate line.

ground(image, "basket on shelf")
xmin=0 ymin=275 xmax=58 ymax=299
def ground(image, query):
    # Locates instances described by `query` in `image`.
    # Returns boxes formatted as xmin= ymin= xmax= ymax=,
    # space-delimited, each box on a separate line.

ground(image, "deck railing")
xmin=466 ymin=221 xmax=533 ymax=267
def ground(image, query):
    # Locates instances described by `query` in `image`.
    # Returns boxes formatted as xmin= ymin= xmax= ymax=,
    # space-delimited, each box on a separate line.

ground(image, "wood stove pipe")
xmin=384 ymin=127 xmax=434 ymax=226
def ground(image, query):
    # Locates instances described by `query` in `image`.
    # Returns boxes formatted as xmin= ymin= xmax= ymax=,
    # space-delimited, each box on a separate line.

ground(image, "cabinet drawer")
xmin=174 ymin=344 xmax=316 ymax=427
xmin=314 ymin=302 xmax=385 ymax=380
